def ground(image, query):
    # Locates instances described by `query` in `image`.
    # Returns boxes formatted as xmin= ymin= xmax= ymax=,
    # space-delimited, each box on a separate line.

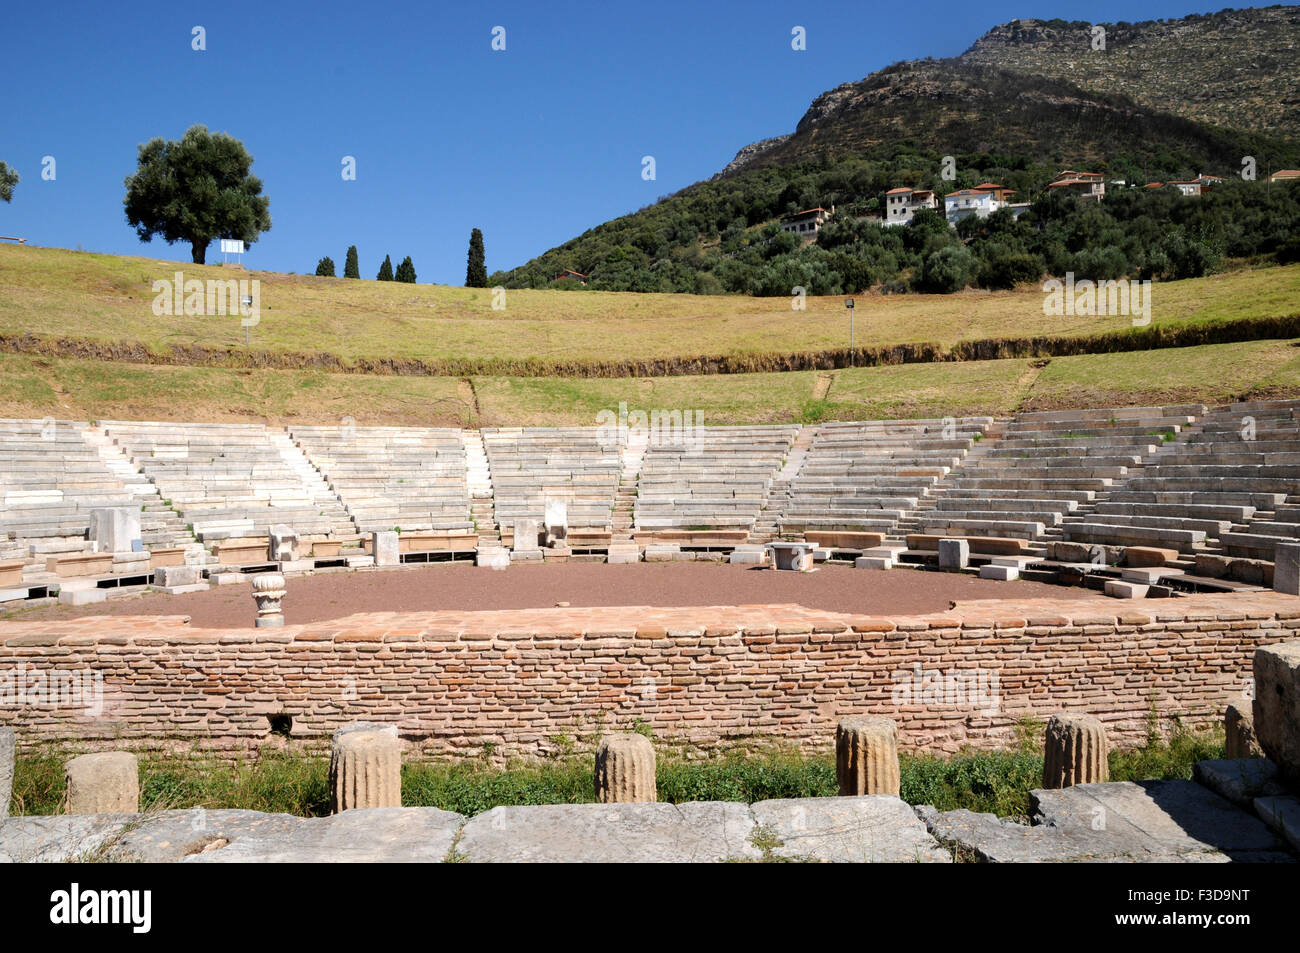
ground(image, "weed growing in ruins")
xmin=901 ymin=750 xmax=1042 ymax=819
xmin=5 ymin=730 xmax=1227 ymax=820
xmin=1109 ymin=719 xmax=1224 ymax=782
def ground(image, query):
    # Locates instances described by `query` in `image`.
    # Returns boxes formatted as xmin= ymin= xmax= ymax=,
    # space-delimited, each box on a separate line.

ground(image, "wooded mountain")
xmin=960 ymin=6 xmax=1300 ymax=143
xmin=491 ymin=6 xmax=1300 ymax=293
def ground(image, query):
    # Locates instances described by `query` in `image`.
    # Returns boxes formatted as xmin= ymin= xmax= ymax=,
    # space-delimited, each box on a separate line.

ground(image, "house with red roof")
xmin=779 ymin=206 xmax=835 ymax=238
xmin=1046 ymin=170 xmax=1106 ymax=202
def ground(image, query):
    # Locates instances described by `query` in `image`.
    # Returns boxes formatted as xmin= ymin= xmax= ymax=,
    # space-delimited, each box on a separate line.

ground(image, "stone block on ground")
xmin=1124 ymin=546 xmax=1178 ymax=568
xmin=1049 ymin=540 xmax=1116 ymax=565
xmin=58 ymin=589 xmax=106 ymax=607
xmin=1119 ymin=567 xmax=1179 ymax=585
xmin=1225 ymin=703 xmax=1263 ymax=759
xmin=65 ymin=752 xmax=139 ymax=815
xmin=543 ymin=499 xmax=568 ymax=546
xmin=979 ymin=564 xmax=1019 ymax=581
xmin=456 ymin=802 xmax=761 ymax=863
xmin=1104 ymin=579 xmax=1148 ymax=599
xmin=476 ymin=548 xmax=510 ymax=570
xmin=372 ymin=531 xmax=400 ymax=567
xmin=855 ymin=556 xmax=893 ymax=570
xmin=607 ymin=545 xmax=641 ymax=565
xmin=1275 ymin=541 xmax=1300 ymax=596
xmin=1253 ymin=640 xmax=1300 ymax=786
xmin=751 ymin=796 xmax=950 ymax=863
xmin=89 ymin=507 xmax=142 ymax=553
xmin=938 ymin=538 xmax=969 ymax=570
xmin=728 ymin=547 xmax=766 ymax=566
xmin=512 ymin=519 xmax=540 ymax=553
xmin=155 ymin=565 xmax=201 ymax=588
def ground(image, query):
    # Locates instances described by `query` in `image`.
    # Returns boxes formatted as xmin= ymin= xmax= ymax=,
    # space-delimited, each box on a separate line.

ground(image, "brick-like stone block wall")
xmin=1 ymin=597 xmax=1297 ymax=761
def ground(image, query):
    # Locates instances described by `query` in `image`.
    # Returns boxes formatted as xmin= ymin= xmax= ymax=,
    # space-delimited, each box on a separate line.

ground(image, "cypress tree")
xmin=377 ymin=254 xmax=394 ymax=281
xmin=395 ymin=255 xmax=417 ymax=283
xmin=466 ymin=228 xmax=487 ymax=287
xmin=315 ymin=256 xmax=335 ymax=277
xmin=344 ymin=245 xmax=360 ymax=278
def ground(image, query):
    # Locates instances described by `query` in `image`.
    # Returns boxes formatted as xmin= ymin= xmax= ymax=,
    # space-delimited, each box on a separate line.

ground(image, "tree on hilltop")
xmin=315 ymin=256 xmax=336 ymax=277
xmin=123 ymin=125 xmax=271 ymax=264
xmin=395 ymin=256 xmax=417 ymax=283
xmin=466 ymin=228 xmax=487 ymax=287
xmin=0 ymin=161 xmax=18 ymax=203
xmin=344 ymin=245 xmax=360 ymax=278
xmin=377 ymin=254 xmax=394 ymax=281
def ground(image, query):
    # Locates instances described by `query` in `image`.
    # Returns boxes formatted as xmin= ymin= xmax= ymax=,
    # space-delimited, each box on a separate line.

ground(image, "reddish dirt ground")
xmin=7 ymin=562 xmax=1108 ymax=628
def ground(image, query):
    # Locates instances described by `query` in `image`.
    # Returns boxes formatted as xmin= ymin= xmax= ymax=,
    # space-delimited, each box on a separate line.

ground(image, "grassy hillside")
xmin=1 ymin=338 xmax=1296 ymax=427
xmin=3 ymin=244 xmax=1299 ymax=372
xmin=960 ymin=6 xmax=1300 ymax=142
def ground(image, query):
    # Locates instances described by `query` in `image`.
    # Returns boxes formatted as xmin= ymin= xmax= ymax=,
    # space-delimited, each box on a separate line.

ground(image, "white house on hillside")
xmin=944 ymin=188 xmax=999 ymax=224
xmin=883 ymin=188 xmax=938 ymax=226
xmin=780 ymin=206 xmax=835 ymax=238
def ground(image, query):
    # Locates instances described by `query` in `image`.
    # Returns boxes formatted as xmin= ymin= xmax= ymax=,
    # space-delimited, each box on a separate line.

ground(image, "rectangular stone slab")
xmin=457 ymin=802 xmax=761 ymax=863
xmin=804 ymin=531 xmax=885 ymax=550
xmin=1253 ymin=641 xmax=1300 ymax=786
xmin=45 ymin=553 xmax=113 ymax=577
xmin=634 ymin=530 xmax=751 ymax=547
xmin=906 ymin=534 xmax=1028 ymax=555
xmin=399 ymin=531 xmax=478 ymax=553
xmin=1031 ymin=779 xmax=1287 ymax=858
xmin=750 ymin=796 xmax=951 ymax=863
xmin=148 ymin=548 xmax=186 ymax=568
xmin=216 ymin=539 xmax=270 ymax=565
xmin=0 ymin=560 xmax=24 ymax=588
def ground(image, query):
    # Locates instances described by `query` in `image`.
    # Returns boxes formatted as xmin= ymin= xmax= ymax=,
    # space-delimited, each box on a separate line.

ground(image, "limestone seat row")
xmin=924 ymin=407 xmax=1187 ymax=546
xmin=484 ymin=427 xmax=621 ymax=531
xmin=779 ymin=418 xmax=990 ymax=536
xmin=291 ymin=425 xmax=473 ymax=534
xmin=636 ymin=426 xmax=798 ymax=534
xmin=101 ymin=421 xmax=357 ymax=549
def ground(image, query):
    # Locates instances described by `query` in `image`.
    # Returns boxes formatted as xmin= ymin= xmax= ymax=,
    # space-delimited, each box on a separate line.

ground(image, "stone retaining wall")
xmin=2 ymin=595 xmax=1298 ymax=760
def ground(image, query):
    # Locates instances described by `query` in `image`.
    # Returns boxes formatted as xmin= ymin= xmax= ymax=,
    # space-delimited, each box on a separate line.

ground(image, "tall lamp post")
xmin=845 ymin=297 xmax=855 ymax=367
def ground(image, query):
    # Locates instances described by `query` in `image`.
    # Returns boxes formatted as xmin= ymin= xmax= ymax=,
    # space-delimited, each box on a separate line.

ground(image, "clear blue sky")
xmin=1 ymin=0 xmax=1233 ymax=285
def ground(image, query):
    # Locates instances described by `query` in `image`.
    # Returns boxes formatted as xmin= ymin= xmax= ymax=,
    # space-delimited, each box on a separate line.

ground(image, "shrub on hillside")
xmin=914 ymin=245 xmax=976 ymax=293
